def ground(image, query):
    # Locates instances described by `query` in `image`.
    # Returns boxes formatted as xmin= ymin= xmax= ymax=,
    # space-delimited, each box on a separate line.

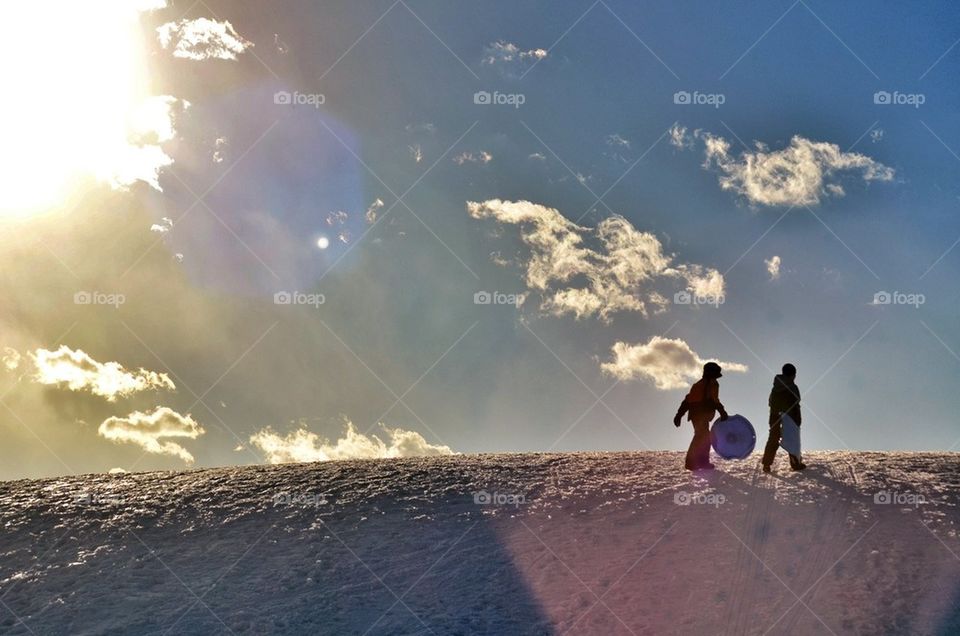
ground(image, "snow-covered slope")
xmin=1 ymin=452 xmax=959 ymax=635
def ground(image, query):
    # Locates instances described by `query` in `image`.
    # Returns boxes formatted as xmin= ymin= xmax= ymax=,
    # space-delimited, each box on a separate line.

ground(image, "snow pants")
xmin=684 ymin=417 xmax=712 ymax=470
xmin=762 ymin=419 xmax=802 ymax=468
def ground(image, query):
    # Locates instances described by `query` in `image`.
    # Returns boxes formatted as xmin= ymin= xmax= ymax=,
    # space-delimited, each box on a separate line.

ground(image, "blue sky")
xmin=1 ymin=0 xmax=959 ymax=478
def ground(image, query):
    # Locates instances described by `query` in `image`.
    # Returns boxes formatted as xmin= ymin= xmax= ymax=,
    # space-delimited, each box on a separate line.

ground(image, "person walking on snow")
xmin=674 ymin=362 xmax=729 ymax=471
xmin=762 ymin=363 xmax=807 ymax=472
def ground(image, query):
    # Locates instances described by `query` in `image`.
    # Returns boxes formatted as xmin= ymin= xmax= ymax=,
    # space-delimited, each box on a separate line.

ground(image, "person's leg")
xmin=762 ymin=420 xmax=782 ymax=467
xmin=684 ymin=421 xmax=700 ymax=469
xmin=697 ymin=421 xmax=713 ymax=467
xmin=688 ymin=420 xmax=711 ymax=469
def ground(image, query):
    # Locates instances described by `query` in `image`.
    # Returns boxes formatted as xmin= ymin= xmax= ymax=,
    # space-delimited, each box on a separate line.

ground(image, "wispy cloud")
xmin=99 ymin=407 xmax=204 ymax=464
xmin=602 ymin=336 xmax=748 ymax=390
xmin=606 ymin=134 xmax=631 ymax=149
xmin=467 ymin=199 xmax=724 ymax=322
xmin=157 ymin=18 xmax=252 ymax=61
xmin=668 ymin=123 xmax=693 ymax=150
xmin=31 ymin=345 xmax=175 ymax=401
xmin=766 ymin=255 xmax=782 ymax=280
xmin=150 ymin=217 xmax=173 ymax=234
xmin=673 ymin=126 xmax=894 ymax=207
xmin=481 ymin=40 xmax=546 ymax=76
xmin=453 ymin=151 xmax=493 ymax=165
xmin=250 ymin=420 xmax=454 ymax=463
xmin=365 ymin=198 xmax=385 ymax=224
xmin=2 ymin=347 xmax=21 ymax=371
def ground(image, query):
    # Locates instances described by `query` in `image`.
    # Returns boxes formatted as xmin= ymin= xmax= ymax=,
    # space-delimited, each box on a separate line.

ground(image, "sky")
xmin=1 ymin=0 xmax=959 ymax=479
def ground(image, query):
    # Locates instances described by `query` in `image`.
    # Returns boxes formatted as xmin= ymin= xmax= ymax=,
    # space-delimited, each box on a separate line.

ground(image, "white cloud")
xmin=104 ymin=95 xmax=188 ymax=191
xmin=325 ymin=210 xmax=348 ymax=226
xmin=668 ymin=123 xmax=692 ymax=149
xmin=481 ymin=41 xmax=547 ymax=74
xmin=213 ymin=137 xmax=227 ymax=163
xmin=157 ymin=18 xmax=252 ymax=61
xmin=453 ymin=151 xmax=493 ymax=165
xmin=250 ymin=420 xmax=455 ymax=464
xmin=466 ymin=199 xmax=725 ymax=322
xmin=698 ymin=132 xmax=894 ymax=207
xmin=134 ymin=0 xmax=169 ymax=10
xmin=2 ymin=347 xmax=21 ymax=371
xmin=99 ymin=407 xmax=204 ymax=464
xmin=31 ymin=345 xmax=175 ymax=401
xmin=405 ymin=122 xmax=436 ymax=134
xmin=150 ymin=217 xmax=173 ymax=234
xmin=870 ymin=129 xmax=884 ymax=143
xmin=766 ymin=255 xmax=782 ymax=280
xmin=528 ymin=152 xmax=546 ymax=161
xmin=409 ymin=144 xmax=423 ymax=163
xmin=365 ymin=198 xmax=385 ymax=224
xmin=606 ymin=133 xmax=631 ymax=149
xmin=601 ymin=336 xmax=748 ymax=390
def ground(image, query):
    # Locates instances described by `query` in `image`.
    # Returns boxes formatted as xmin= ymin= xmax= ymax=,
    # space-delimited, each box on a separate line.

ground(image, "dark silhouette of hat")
xmin=782 ymin=363 xmax=797 ymax=376
xmin=703 ymin=362 xmax=723 ymax=378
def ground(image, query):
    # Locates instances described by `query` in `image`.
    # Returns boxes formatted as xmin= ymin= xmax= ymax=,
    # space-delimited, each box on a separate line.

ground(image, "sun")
xmin=0 ymin=2 xmax=161 ymax=218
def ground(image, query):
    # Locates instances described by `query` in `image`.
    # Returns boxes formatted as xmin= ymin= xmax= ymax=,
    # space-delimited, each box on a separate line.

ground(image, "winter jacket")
xmin=676 ymin=378 xmax=727 ymax=423
xmin=768 ymin=374 xmax=801 ymax=427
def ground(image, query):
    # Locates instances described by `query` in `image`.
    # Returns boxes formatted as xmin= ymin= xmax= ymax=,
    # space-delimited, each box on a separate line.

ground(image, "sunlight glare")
xmin=0 ymin=1 xmax=164 ymax=218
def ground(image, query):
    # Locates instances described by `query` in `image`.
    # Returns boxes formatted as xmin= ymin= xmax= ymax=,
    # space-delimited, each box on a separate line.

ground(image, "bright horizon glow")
xmin=0 ymin=2 xmax=163 ymax=218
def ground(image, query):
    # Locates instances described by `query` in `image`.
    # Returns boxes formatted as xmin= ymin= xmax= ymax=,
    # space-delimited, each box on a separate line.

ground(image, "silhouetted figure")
xmin=674 ymin=362 xmax=729 ymax=470
xmin=762 ymin=363 xmax=807 ymax=472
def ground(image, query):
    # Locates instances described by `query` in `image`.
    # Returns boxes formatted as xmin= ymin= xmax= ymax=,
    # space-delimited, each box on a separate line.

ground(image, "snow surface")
xmin=1 ymin=451 xmax=959 ymax=635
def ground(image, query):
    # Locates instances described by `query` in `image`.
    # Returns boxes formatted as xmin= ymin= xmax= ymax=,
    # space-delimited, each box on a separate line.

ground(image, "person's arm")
xmin=673 ymin=399 xmax=689 ymax=427
xmin=792 ymin=385 xmax=801 ymax=426
xmin=713 ymin=381 xmax=729 ymax=420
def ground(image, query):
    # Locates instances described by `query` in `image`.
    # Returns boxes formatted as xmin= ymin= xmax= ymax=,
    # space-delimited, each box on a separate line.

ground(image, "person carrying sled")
xmin=673 ymin=362 xmax=728 ymax=470
xmin=762 ymin=363 xmax=807 ymax=472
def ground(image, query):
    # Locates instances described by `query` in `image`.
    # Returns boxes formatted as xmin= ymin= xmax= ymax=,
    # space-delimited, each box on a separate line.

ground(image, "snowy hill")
xmin=1 ymin=452 xmax=959 ymax=635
